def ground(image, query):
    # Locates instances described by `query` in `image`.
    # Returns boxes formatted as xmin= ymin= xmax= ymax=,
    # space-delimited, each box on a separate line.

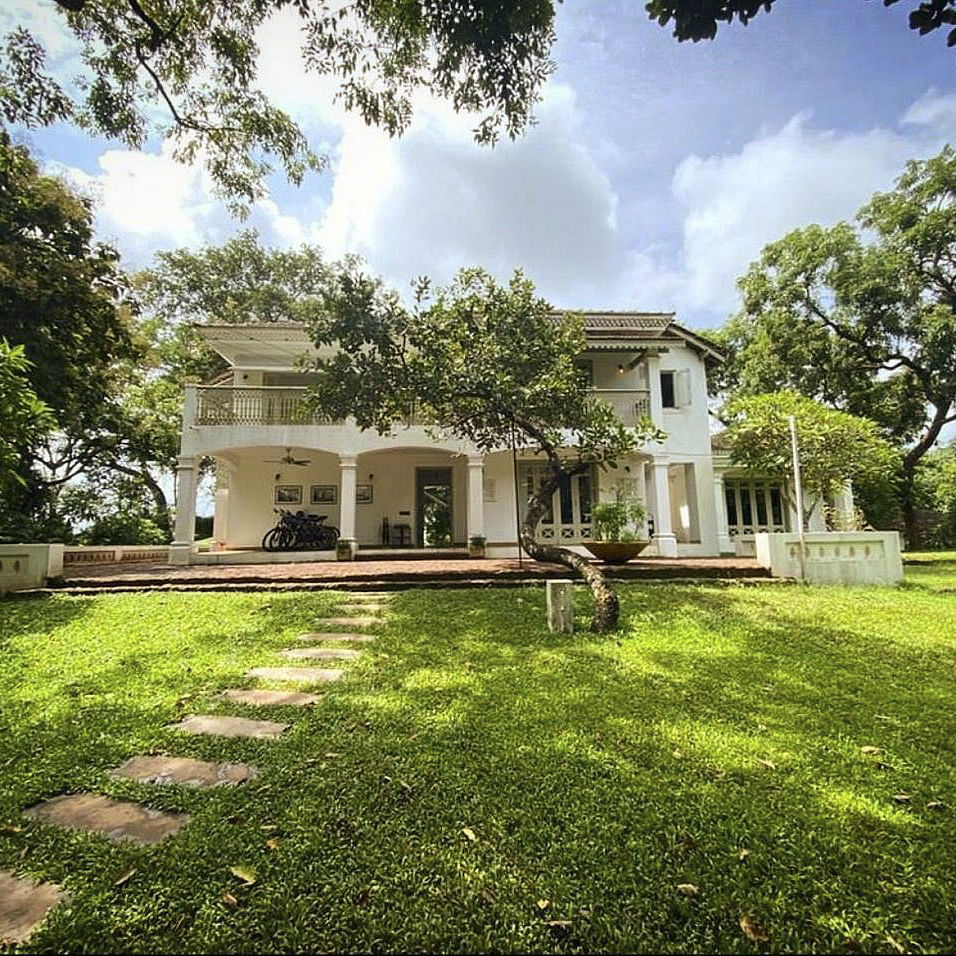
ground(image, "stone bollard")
xmin=546 ymin=579 xmax=574 ymax=634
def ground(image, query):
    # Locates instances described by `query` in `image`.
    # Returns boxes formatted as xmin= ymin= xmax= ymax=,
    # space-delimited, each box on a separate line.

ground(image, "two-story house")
xmin=170 ymin=311 xmax=822 ymax=565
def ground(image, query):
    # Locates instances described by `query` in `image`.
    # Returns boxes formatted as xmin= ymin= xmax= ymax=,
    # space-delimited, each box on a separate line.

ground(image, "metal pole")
xmin=511 ymin=420 xmax=524 ymax=568
xmin=789 ymin=414 xmax=806 ymax=581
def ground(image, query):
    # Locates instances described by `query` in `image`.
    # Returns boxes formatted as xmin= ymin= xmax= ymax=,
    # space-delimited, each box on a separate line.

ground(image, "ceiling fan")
xmin=263 ymin=447 xmax=312 ymax=466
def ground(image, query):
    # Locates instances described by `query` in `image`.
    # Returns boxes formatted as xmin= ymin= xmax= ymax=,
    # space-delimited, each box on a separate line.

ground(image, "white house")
xmin=171 ymin=312 xmax=823 ymax=565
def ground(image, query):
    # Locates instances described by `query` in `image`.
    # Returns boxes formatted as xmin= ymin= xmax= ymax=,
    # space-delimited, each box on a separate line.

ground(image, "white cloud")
xmin=651 ymin=93 xmax=956 ymax=320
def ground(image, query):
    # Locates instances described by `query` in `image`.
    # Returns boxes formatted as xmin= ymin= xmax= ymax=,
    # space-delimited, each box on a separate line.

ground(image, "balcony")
xmin=591 ymin=388 xmax=652 ymax=426
xmin=194 ymin=387 xmax=336 ymax=426
xmin=191 ymin=386 xmax=653 ymax=428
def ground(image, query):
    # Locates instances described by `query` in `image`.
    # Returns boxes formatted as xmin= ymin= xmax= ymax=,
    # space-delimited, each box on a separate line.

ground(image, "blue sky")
xmin=5 ymin=0 xmax=956 ymax=330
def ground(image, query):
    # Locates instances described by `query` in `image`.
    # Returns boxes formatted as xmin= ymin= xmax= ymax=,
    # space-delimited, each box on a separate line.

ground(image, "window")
xmin=660 ymin=369 xmax=691 ymax=409
xmin=723 ymin=480 xmax=788 ymax=536
xmin=518 ymin=462 xmax=595 ymax=542
xmin=660 ymin=371 xmax=676 ymax=408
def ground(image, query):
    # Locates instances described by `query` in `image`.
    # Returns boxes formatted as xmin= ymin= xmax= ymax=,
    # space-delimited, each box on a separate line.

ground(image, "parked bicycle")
xmin=261 ymin=509 xmax=340 ymax=551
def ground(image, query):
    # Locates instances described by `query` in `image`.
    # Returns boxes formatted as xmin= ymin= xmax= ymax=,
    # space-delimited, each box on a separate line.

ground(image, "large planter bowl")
xmin=582 ymin=540 xmax=650 ymax=564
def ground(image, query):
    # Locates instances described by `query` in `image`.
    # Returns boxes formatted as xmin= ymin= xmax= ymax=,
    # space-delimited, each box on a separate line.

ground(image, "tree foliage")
xmin=0 ymin=340 xmax=53 ymax=496
xmin=646 ymin=0 xmax=956 ymax=47
xmin=715 ymin=146 xmax=956 ymax=543
xmin=304 ymin=265 xmax=661 ymax=632
xmin=723 ymin=391 xmax=899 ymax=528
xmin=1 ymin=1 xmax=557 ymax=208
xmin=914 ymin=443 xmax=956 ymax=547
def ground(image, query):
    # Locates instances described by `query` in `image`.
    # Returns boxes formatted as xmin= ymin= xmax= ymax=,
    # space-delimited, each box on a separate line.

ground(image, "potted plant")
xmin=468 ymin=535 xmax=486 ymax=558
xmin=583 ymin=490 xmax=650 ymax=564
xmin=336 ymin=538 xmax=355 ymax=561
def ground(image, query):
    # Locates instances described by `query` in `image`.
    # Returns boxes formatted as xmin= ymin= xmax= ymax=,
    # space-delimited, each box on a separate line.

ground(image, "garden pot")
xmin=582 ymin=540 xmax=650 ymax=564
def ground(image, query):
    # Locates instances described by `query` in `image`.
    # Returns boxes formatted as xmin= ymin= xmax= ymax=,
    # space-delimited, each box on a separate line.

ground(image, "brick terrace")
xmin=52 ymin=556 xmax=767 ymax=592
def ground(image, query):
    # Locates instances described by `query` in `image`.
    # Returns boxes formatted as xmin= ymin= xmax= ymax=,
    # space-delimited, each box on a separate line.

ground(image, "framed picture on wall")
xmin=275 ymin=484 xmax=302 ymax=505
xmin=310 ymin=485 xmax=337 ymax=505
xmin=356 ymin=484 xmax=373 ymax=504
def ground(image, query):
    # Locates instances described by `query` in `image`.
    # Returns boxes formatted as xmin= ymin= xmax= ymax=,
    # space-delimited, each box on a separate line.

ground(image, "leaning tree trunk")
xmin=520 ymin=477 xmax=620 ymax=633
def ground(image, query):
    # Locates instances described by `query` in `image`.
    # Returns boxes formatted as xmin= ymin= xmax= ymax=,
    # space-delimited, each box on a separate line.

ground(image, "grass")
xmin=1 ymin=566 xmax=955 ymax=953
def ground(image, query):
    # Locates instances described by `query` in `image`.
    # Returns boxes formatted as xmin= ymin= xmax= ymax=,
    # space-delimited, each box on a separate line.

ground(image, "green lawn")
xmin=1 ymin=566 xmax=955 ymax=953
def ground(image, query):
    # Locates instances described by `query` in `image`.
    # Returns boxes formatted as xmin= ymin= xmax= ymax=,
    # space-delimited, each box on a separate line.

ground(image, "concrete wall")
xmin=754 ymin=531 xmax=903 ymax=585
xmin=0 ymin=545 xmax=64 ymax=594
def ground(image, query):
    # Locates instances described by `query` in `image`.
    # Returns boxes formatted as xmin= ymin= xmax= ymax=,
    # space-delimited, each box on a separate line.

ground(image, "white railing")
xmin=591 ymin=388 xmax=652 ymax=425
xmin=195 ymin=387 xmax=339 ymax=427
xmin=63 ymin=545 xmax=169 ymax=567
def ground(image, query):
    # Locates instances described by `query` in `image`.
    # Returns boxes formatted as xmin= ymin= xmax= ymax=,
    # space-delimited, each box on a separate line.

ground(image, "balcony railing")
xmin=195 ymin=387 xmax=338 ymax=426
xmin=591 ymin=388 xmax=652 ymax=425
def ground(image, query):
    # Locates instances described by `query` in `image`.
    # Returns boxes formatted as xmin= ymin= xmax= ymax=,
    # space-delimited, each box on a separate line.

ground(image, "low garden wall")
xmin=0 ymin=545 xmax=65 ymax=594
xmin=62 ymin=545 xmax=170 ymax=568
xmin=754 ymin=531 xmax=903 ymax=585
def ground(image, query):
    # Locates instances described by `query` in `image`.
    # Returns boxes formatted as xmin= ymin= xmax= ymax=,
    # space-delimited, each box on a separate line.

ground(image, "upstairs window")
xmin=660 ymin=369 xmax=691 ymax=409
xmin=661 ymin=371 xmax=676 ymax=408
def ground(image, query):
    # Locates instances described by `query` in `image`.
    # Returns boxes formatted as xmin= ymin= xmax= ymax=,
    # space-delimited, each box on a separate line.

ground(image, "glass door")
xmin=415 ymin=468 xmax=454 ymax=547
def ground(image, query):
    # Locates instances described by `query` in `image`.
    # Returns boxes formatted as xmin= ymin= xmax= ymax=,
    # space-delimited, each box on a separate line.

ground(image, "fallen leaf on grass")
xmin=536 ymin=898 xmax=550 ymax=911
xmin=756 ymin=758 xmax=776 ymax=771
xmin=860 ymin=745 xmax=882 ymax=755
xmin=265 ymin=838 xmax=280 ymax=851
xmin=739 ymin=914 xmax=768 ymax=943
xmin=927 ymin=800 xmax=946 ymax=810
xmin=480 ymin=888 xmax=497 ymax=905
xmin=462 ymin=827 xmax=478 ymax=843
xmin=259 ymin=824 xmax=278 ymax=832
xmin=113 ymin=867 xmax=136 ymax=887
xmin=0 ymin=825 xmax=22 ymax=836
xmin=544 ymin=920 xmax=572 ymax=931
xmin=737 ymin=848 xmax=751 ymax=861
xmin=676 ymin=883 xmax=698 ymax=897
xmin=222 ymin=892 xmax=238 ymax=908
xmin=230 ymin=865 xmax=257 ymax=886
xmin=892 ymin=794 xmax=911 ymax=804
xmin=885 ymin=935 xmax=906 ymax=954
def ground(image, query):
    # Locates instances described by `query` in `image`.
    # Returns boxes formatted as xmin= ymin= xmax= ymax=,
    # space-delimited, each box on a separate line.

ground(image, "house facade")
xmin=171 ymin=312 xmax=825 ymax=564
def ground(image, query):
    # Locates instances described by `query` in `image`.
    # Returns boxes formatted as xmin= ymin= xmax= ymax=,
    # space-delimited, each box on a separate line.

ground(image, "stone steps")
xmin=281 ymin=647 xmax=361 ymax=661
xmin=109 ymin=755 xmax=257 ymax=788
xmin=221 ymin=688 xmax=322 ymax=707
xmin=298 ymin=631 xmax=376 ymax=642
xmin=246 ymin=666 xmax=344 ymax=685
xmin=0 ymin=870 xmax=67 ymax=945
xmin=168 ymin=714 xmax=290 ymax=738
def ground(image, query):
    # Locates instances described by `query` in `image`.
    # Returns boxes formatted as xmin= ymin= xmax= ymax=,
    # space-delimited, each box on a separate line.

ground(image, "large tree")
xmin=0 ymin=132 xmax=137 ymax=537
xmin=1 ymin=1 xmax=557 ymax=209
xmin=646 ymin=0 xmax=956 ymax=47
xmin=304 ymin=266 xmax=660 ymax=633
xmin=713 ymin=147 xmax=956 ymax=545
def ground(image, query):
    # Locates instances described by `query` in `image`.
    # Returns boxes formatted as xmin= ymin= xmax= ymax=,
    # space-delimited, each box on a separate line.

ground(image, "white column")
xmin=170 ymin=455 xmax=197 ymax=565
xmin=713 ymin=472 xmax=734 ymax=554
xmin=339 ymin=455 xmax=357 ymax=548
xmin=646 ymin=351 xmax=663 ymax=428
xmin=467 ymin=455 xmax=485 ymax=540
xmin=652 ymin=456 xmax=678 ymax=557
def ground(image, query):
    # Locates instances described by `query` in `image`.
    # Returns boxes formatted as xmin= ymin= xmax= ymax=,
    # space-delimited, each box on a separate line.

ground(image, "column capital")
xmin=467 ymin=455 xmax=485 ymax=469
xmin=652 ymin=455 xmax=671 ymax=470
xmin=338 ymin=454 xmax=357 ymax=469
xmin=176 ymin=455 xmax=196 ymax=471
xmin=713 ymin=471 xmax=726 ymax=486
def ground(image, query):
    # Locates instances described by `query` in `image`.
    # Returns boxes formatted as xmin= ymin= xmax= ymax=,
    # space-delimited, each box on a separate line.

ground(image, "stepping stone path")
xmin=246 ymin=666 xmax=343 ymax=684
xmin=24 ymin=794 xmax=189 ymax=845
xmin=0 ymin=870 xmax=65 ymax=945
xmin=168 ymin=714 xmax=289 ymax=738
xmin=109 ymin=755 xmax=257 ymax=788
xmin=317 ymin=617 xmax=378 ymax=629
xmin=281 ymin=647 xmax=361 ymax=661
xmin=298 ymin=631 xmax=375 ymax=642
xmin=221 ymin=688 xmax=321 ymax=707
xmin=17 ymin=589 xmax=391 ymax=933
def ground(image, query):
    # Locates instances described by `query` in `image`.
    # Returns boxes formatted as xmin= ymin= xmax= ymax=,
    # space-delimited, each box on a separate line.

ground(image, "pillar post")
xmin=713 ymin=472 xmax=734 ymax=554
xmin=467 ymin=455 xmax=485 ymax=543
xmin=652 ymin=456 xmax=678 ymax=557
xmin=338 ymin=454 xmax=357 ymax=558
xmin=170 ymin=455 xmax=197 ymax=566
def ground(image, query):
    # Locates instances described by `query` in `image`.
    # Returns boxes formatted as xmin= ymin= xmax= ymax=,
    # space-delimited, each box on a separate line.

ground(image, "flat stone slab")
xmin=298 ymin=631 xmax=375 ymax=643
xmin=221 ymin=688 xmax=322 ymax=707
xmin=109 ymin=755 xmax=257 ymax=788
xmin=281 ymin=647 xmax=361 ymax=661
xmin=337 ymin=603 xmax=387 ymax=613
xmin=315 ymin=617 xmax=378 ymax=629
xmin=24 ymin=794 xmax=189 ymax=845
xmin=246 ymin=666 xmax=343 ymax=684
xmin=0 ymin=870 xmax=66 ymax=945
xmin=168 ymin=714 xmax=289 ymax=738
